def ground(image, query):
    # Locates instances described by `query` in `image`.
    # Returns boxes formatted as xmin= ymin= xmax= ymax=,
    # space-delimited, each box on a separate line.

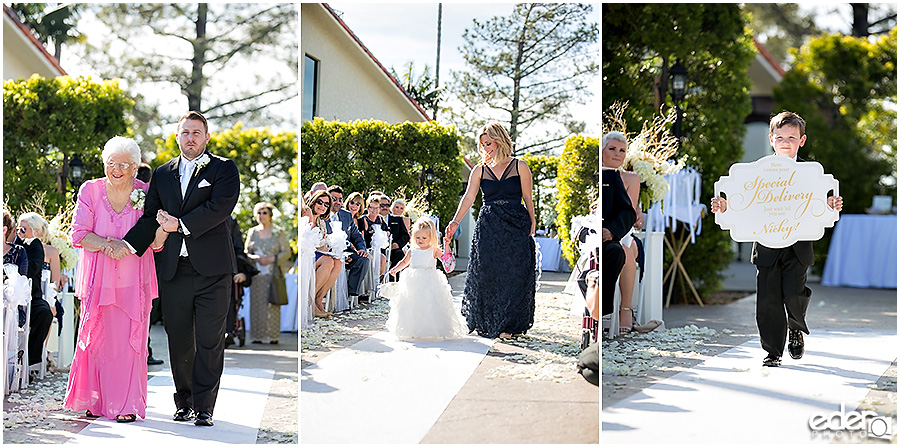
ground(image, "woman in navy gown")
xmin=445 ymin=122 xmax=536 ymax=339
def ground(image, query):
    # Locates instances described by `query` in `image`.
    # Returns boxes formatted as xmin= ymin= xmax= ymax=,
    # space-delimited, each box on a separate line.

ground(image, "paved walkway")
xmin=604 ymin=329 xmax=895 ymax=443
xmin=301 ymin=331 xmax=492 ymax=443
xmin=3 ymin=324 xmax=298 ymax=444
xmin=301 ymin=271 xmax=600 ymax=444
xmin=69 ymin=367 xmax=273 ymax=444
xmin=603 ymin=260 xmax=897 ymax=443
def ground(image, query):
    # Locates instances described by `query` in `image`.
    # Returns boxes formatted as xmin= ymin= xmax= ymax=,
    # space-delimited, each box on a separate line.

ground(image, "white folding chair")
xmin=17 ymin=286 xmax=32 ymax=390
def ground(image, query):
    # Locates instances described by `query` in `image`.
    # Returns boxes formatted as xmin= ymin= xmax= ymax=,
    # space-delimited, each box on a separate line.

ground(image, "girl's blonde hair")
xmin=411 ymin=216 xmax=438 ymax=249
xmin=478 ymin=121 xmax=513 ymax=164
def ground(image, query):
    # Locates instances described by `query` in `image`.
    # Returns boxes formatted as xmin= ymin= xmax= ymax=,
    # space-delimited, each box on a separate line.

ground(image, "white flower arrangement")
xmin=193 ymin=153 xmax=211 ymax=176
xmin=47 ymin=208 xmax=78 ymax=271
xmin=129 ymin=188 xmax=146 ymax=210
xmin=620 ymin=109 xmax=686 ymax=211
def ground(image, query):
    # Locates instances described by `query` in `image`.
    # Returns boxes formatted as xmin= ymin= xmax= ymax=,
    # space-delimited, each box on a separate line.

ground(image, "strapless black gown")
xmin=461 ymin=159 xmax=536 ymax=338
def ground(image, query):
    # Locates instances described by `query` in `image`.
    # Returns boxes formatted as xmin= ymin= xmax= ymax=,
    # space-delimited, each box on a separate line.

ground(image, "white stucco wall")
xmin=3 ymin=13 xmax=63 ymax=80
xmin=300 ymin=4 xmax=427 ymax=124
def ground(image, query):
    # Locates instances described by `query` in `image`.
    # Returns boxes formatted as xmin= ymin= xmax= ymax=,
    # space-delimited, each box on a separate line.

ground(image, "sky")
xmin=61 ymin=5 xmax=298 ymax=136
xmin=328 ymin=2 xmax=601 ymax=151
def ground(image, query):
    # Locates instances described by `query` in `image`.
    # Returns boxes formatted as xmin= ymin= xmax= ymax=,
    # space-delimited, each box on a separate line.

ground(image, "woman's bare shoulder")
xmin=620 ymin=170 xmax=641 ymax=184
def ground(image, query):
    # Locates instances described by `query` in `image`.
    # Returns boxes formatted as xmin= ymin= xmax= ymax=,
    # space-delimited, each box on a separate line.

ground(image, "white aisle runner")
xmin=603 ymin=329 xmax=896 ymax=443
xmin=68 ymin=367 xmax=274 ymax=444
xmin=301 ymin=331 xmax=494 ymax=444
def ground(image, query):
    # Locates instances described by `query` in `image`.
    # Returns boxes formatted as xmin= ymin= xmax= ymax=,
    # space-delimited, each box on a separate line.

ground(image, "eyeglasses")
xmin=315 ymin=199 xmax=331 ymax=208
xmin=331 ymin=196 xmax=343 ymax=203
xmin=16 ymin=227 xmax=25 ymax=234
xmin=106 ymin=161 xmax=134 ymax=170
xmin=380 ymin=204 xmax=390 ymax=208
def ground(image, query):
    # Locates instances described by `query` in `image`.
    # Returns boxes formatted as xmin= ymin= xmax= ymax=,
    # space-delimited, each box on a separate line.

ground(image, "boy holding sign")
xmin=711 ymin=112 xmax=843 ymax=367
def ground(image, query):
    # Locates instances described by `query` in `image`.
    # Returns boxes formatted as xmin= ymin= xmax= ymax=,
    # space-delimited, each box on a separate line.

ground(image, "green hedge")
xmin=155 ymin=123 xmax=298 ymax=254
xmin=3 ymin=75 xmax=133 ymax=214
xmin=556 ymin=135 xmax=599 ymax=266
xmin=300 ymin=118 xmax=461 ymax=227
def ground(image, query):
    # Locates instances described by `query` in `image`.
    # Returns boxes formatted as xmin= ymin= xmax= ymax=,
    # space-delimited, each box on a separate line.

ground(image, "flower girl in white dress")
xmin=382 ymin=217 xmax=467 ymax=340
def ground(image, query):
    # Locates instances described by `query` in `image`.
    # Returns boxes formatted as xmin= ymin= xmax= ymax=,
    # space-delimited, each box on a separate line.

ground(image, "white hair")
xmin=101 ymin=136 xmax=141 ymax=165
xmin=602 ymin=131 xmax=628 ymax=150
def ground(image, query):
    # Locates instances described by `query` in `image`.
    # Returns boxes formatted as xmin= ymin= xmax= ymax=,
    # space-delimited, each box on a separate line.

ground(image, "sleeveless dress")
xmin=462 ymin=159 xmax=536 ymax=338
xmin=381 ymin=248 xmax=467 ymax=340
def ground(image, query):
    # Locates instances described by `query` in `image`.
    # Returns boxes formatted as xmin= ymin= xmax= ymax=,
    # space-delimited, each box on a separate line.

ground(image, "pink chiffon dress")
xmin=63 ymin=178 xmax=159 ymax=420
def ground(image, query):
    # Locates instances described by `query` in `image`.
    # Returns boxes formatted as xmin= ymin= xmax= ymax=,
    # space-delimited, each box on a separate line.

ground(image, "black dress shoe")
xmin=762 ymin=355 xmax=782 ymax=367
xmin=194 ymin=411 xmax=214 ymax=426
xmin=147 ymin=356 xmax=164 ymax=365
xmin=788 ymin=329 xmax=804 ymax=359
xmin=173 ymin=408 xmax=194 ymax=421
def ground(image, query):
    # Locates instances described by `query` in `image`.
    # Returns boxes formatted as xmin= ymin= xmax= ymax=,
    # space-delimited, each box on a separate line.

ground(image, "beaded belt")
xmin=484 ymin=199 xmax=511 ymax=205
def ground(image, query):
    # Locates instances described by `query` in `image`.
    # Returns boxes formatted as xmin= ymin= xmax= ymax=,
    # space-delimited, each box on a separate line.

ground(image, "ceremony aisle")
xmin=603 ymin=329 xmax=897 ymax=443
xmin=300 ymin=271 xmax=599 ymax=444
xmin=301 ymin=332 xmax=493 ymax=443
xmin=68 ymin=367 xmax=274 ymax=444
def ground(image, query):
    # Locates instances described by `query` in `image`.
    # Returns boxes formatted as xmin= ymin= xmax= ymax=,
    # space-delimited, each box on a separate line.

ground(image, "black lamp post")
xmin=669 ymin=60 xmax=688 ymax=146
xmin=69 ymin=154 xmax=84 ymax=199
xmin=424 ymin=167 xmax=435 ymax=208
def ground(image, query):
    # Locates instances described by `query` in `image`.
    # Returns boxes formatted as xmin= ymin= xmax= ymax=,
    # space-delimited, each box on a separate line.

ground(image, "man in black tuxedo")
xmin=117 ymin=111 xmax=240 ymax=426
xmin=712 ymin=111 xmax=842 ymax=367
xmin=326 ymin=185 xmax=370 ymax=301
xmin=602 ymin=168 xmax=636 ymax=316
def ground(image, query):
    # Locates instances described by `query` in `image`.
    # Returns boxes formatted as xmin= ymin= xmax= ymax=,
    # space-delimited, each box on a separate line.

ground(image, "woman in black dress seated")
xmin=445 ymin=122 xmax=537 ymax=339
xmin=357 ymin=194 xmax=389 ymax=276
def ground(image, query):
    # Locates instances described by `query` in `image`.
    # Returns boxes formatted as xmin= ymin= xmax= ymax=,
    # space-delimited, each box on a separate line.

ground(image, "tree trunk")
xmin=188 ymin=4 xmax=209 ymax=112
xmin=56 ymin=153 xmax=68 ymax=197
xmin=434 ymin=3 xmax=442 ymax=121
xmin=851 ymin=3 xmax=868 ymax=37
xmin=510 ymin=38 xmax=523 ymax=152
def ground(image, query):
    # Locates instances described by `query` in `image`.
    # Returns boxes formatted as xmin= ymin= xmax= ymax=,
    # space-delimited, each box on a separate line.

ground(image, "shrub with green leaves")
xmin=4 ymin=75 xmax=133 ymax=214
xmin=556 ymin=135 xmax=599 ymax=266
xmin=300 ymin=118 xmax=461 ymax=227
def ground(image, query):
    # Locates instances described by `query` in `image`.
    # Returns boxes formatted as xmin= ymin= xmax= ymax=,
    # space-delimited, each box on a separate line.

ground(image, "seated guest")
xmin=327 ymin=186 xmax=370 ymax=303
xmin=345 ymin=192 xmax=364 ymax=231
xmin=16 ymin=212 xmax=53 ymax=366
xmin=602 ymin=131 xmax=643 ymax=333
xmin=304 ymin=182 xmax=327 ymax=203
xmin=602 ymin=168 xmax=636 ymax=322
xmin=307 ymin=190 xmax=341 ymax=318
xmin=358 ymin=195 xmax=389 ymax=276
xmin=3 ymin=210 xmax=28 ymax=277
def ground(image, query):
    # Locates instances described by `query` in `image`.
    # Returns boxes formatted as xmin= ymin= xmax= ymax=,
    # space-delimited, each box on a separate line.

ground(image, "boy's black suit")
xmin=750 ymin=157 xmax=813 ymax=359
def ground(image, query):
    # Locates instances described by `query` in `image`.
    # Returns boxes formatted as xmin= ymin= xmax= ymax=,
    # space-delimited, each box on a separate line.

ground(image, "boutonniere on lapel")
xmin=130 ymin=189 xmax=146 ymax=210
xmin=193 ymin=153 xmax=211 ymax=177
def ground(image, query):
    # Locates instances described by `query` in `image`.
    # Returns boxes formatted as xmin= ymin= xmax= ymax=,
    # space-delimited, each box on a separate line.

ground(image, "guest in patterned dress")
xmin=245 ymin=202 xmax=292 ymax=344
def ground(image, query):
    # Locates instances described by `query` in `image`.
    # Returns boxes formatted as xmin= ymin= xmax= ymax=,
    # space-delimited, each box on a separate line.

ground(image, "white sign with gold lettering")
xmin=714 ymin=155 xmax=839 ymax=248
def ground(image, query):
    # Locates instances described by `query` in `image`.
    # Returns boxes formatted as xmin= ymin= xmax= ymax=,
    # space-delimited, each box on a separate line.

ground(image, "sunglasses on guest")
xmin=315 ymin=199 xmax=331 ymax=207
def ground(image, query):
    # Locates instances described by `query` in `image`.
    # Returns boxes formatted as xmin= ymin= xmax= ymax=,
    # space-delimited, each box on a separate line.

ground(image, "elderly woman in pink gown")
xmin=63 ymin=136 xmax=169 ymax=423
